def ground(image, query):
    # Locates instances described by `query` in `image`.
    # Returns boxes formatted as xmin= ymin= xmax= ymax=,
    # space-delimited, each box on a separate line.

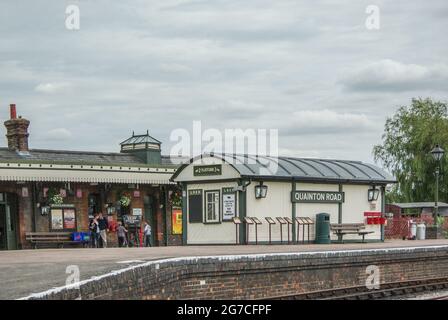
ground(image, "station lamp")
xmin=255 ymin=182 xmax=268 ymax=199
xmin=367 ymin=185 xmax=380 ymax=202
xmin=430 ymin=144 xmax=445 ymax=224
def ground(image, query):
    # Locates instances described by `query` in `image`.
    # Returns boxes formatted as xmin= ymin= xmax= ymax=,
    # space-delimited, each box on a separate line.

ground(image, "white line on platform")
xmin=17 ymin=245 xmax=448 ymax=300
xmin=116 ymin=260 xmax=145 ymax=264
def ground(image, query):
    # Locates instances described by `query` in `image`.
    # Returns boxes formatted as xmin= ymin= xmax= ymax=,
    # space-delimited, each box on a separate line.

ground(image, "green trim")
xmin=238 ymin=180 xmax=247 ymax=244
xmin=381 ymin=186 xmax=385 ymax=242
xmin=291 ymin=180 xmax=296 ymax=241
xmin=181 ymin=183 xmax=188 ymax=245
xmin=338 ymin=184 xmax=343 ymax=223
xmin=338 ymin=184 xmax=343 ymax=242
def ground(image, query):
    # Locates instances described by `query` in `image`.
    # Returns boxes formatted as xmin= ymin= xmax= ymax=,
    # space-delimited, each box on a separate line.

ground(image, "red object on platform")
xmin=364 ymin=211 xmax=382 ymax=217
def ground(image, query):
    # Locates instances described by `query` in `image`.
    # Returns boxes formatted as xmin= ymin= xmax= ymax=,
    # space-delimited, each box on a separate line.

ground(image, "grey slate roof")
xmin=173 ymin=153 xmax=396 ymax=184
xmin=0 ymin=147 xmax=181 ymax=167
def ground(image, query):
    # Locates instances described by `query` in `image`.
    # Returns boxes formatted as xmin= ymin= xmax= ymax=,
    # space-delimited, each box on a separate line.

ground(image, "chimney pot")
xmin=10 ymin=104 xmax=17 ymax=119
xmin=4 ymin=104 xmax=30 ymax=152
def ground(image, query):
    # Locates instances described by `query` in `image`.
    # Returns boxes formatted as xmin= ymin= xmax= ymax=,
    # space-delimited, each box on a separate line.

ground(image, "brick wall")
xmin=27 ymin=246 xmax=448 ymax=300
xmin=1 ymin=182 xmax=182 ymax=248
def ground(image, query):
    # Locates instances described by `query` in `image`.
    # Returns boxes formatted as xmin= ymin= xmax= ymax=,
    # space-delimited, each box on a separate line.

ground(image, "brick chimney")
xmin=4 ymin=104 xmax=30 ymax=152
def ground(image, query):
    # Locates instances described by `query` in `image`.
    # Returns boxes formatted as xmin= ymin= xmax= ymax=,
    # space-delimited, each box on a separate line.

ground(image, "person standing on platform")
xmin=89 ymin=214 xmax=100 ymax=248
xmin=143 ymin=221 xmax=152 ymax=247
xmin=97 ymin=212 xmax=109 ymax=248
xmin=116 ymin=221 xmax=128 ymax=247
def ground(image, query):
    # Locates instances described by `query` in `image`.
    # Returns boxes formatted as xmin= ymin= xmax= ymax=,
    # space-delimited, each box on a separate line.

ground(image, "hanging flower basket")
xmin=47 ymin=187 xmax=64 ymax=205
xmin=169 ymin=191 xmax=182 ymax=208
xmin=119 ymin=192 xmax=132 ymax=208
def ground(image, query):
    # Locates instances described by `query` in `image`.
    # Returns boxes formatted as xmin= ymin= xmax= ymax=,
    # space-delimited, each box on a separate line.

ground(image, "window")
xmin=205 ymin=190 xmax=220 ymax=223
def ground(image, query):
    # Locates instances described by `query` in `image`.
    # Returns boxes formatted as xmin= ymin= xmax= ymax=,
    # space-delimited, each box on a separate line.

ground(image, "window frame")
xmin=204 ymin=190 xmax=221 ymax=224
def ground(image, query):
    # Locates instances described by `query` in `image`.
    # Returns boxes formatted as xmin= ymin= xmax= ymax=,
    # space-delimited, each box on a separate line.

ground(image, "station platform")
xmin=1 ymin=239 xmax=448 ymax=300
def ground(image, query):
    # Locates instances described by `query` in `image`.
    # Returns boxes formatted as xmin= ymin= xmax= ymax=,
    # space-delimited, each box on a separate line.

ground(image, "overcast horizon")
xmin=1 ymin=0 xmax=447 ymax=165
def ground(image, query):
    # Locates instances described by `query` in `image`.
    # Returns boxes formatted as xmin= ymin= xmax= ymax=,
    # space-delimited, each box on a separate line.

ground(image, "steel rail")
xmin=265 ymin=277 xmax=448 ymax=300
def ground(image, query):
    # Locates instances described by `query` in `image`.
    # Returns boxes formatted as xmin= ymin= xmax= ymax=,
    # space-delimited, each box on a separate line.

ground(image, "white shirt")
xmin=144 ymin=224 xmax=151 ymax=235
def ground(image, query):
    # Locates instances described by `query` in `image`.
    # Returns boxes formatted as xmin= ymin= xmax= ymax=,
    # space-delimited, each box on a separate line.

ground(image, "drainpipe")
xmin=31 ymin=182 xmax=38 ymax=232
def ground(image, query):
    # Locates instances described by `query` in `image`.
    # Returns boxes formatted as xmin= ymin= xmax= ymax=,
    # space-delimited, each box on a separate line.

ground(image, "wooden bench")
xmin=330 ymin=223 xmax=374 ymax=243
xmin=26 ymin=232 xmax=88 ymax=249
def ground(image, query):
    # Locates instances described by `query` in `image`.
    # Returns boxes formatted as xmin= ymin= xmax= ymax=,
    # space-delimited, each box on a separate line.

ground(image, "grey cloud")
xmin=0 ymin=0 xmax=447 ymax=164
xmin=340 ymin=59 xmax=448 ymax=92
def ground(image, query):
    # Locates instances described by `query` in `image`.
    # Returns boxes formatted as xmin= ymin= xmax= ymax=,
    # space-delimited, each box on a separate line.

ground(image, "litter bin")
xmin=409 ymin=222 xmax=417 ymax=240
xmin=315 ymin=213 xmax=331 ymax=244
xmin=416 ymin=223 xmax=426 ymax=240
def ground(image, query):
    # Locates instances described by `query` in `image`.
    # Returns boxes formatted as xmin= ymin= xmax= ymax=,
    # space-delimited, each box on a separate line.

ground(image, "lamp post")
xmin=430 ymin=144 xmax=445 ymax=226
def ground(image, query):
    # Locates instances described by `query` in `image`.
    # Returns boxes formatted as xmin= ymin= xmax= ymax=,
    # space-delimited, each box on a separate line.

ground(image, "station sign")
xmin=193 ymin=164 xmax=222 ymax=176
xmin=291 ymin=190 xmax=345 ymax=203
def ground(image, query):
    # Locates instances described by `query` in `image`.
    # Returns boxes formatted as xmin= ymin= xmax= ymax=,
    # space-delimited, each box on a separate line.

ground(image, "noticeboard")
xmin=222 ymin=187 xmax=237 ymax=221
xmin=265 ymin=217 xmax=276 ymax=224
xmin=50 ymin=207 xmax=77 ymax=231
xmin=171 ymin=208 xmax=182 ymax=235
xmin=188 ymin=189 xmax=203 ymax=223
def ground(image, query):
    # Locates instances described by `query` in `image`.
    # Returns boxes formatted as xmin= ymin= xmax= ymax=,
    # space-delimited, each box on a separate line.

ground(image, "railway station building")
xmin=0 ymin=105 xmax=182 ymax=250
xmin=172 ymin=153 xmax=396 ymax=245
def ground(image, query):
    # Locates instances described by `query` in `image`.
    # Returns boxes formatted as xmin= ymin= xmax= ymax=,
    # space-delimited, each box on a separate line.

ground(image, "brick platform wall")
xmin=26 ymin=246 xmax=448 ymax=300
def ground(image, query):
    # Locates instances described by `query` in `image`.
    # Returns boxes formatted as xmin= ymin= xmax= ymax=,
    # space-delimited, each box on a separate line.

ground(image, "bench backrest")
xmin=25 ymin=232 xmax=72 ymax=241
xmin=330 ymin=223 xmax=365 ymax=230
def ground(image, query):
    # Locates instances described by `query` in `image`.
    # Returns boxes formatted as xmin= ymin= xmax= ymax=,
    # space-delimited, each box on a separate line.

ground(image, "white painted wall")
xmin=341 ymin=184 xmax=382 ymax=240
xmin=245 ymin=181 xmax=293 ymax=243
xmin=186 ymin=181 xmax=239 ymax=244
xmin=294 ymin=183 xmax=340 ymax=241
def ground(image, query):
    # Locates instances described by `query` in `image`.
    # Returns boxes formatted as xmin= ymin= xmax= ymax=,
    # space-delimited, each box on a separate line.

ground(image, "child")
xmin=116 ymin=221 xmax=128 ymax=247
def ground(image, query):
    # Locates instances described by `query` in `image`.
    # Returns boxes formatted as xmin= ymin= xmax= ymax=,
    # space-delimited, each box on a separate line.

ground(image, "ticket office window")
xmin=204 ymin=190 xmax=220 ymax=223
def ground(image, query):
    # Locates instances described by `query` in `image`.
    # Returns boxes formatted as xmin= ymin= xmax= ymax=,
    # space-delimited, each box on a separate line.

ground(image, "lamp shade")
xmin=367 ymin=187 xmax=380 ymax=201
xmin=255 ymin=184 xmax=268 ymax=199
xmin=431 ymin=144 xmax=445 ymax=161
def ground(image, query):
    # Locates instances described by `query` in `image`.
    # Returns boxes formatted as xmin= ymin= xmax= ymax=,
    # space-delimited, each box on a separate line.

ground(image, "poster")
xmin=172 ymin=209 xmax=182 ymax=235
xmin=133 ymin=208 xmax=142 ymax=216
xmin=51 ymin=209 xmax=63 ymax=230
xmin=63 ymin=209 xmax=76 ymax=229
xmin=222 ymin=193 xmax=236 ymax=221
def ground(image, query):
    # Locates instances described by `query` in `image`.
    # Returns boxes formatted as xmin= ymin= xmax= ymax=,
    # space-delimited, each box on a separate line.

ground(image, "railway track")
xmin=268 ymin=277 xmax=448 ymax=300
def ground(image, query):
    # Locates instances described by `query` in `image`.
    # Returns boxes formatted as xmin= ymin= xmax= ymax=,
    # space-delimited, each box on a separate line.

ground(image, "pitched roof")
xmin=172 ymin=153 xmax=396 ymax=184
xmin=0 ymin=147 xmax=180 ymax=168
xmin=120 ymin=133 xmax=161 ymax=146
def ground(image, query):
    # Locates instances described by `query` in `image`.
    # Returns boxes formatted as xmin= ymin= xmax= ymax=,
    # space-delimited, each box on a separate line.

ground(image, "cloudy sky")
xmin=0 ymin=0 xmax=447 ymax=164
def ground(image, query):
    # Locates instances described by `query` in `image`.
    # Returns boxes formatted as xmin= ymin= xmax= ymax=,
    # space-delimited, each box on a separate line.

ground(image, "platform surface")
xmin=1 ymin=239 xmax=448 ymax=300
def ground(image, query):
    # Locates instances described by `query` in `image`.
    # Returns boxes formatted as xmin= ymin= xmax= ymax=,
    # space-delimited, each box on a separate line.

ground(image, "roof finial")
xmin=147 ymin=129 xmax=149 ymax=135
xmin=132 ymin=131 xmax=135 ymax=137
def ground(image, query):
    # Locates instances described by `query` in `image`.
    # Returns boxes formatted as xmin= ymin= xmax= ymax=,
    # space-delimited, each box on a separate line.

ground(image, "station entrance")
xmin=0 ymin=193 xmax=19 ymax=250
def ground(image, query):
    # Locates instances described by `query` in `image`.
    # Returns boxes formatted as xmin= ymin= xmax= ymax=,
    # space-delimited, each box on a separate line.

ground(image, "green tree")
xmin=373 ymin=98 xmax=448 ymax=203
